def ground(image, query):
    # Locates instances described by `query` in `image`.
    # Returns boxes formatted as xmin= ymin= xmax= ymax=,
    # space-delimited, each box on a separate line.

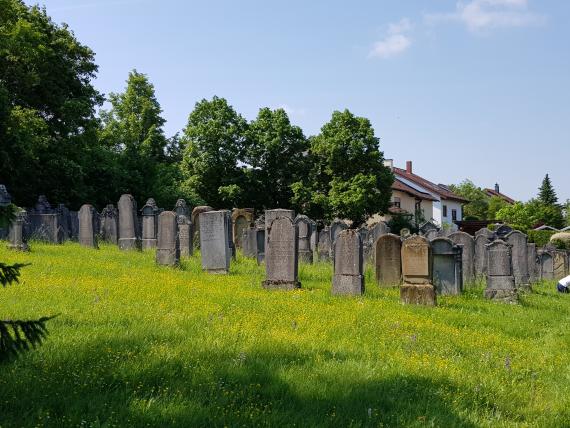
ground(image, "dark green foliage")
xmin=0 ymin=262 xmax=27 ymax=287
xmin=0 ymin=316 xmax=54 ymax=362
xmin=527 ymin=230 xmax=556 ymax=247
xmin=448 ymin=180 xmax=487 ymax=220
xmin=386 ymin=213 xmax=415 ymax=235
xmin=550 ymin=238 xmax=570 ymax=250
xmin=538 ymin=174 xmax=558 ymax=206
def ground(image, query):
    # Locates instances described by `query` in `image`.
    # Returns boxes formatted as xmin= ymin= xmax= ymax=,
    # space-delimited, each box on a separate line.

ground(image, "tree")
xmin=292 ymin=109 xmax=393 ymax=225
xmin=180 ymin=97 xmax=249 ymax=208
xmin=496 ymin=198 xmax=564 ymax=230
xmin=244 ymin=108 xmax=308 ymax=211
xmin=0 ymin=0 xmax=104 ymax=207
xmin=538 ymin=174 xmax=558 ymax=206
xmin=448 ymin=180 xmax=488 ymax=220
xmin=487 ymin=196 xmax=508 ymax=220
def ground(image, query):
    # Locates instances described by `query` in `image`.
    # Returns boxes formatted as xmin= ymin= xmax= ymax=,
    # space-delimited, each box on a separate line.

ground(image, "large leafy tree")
xmin=292 ymin=109 xmax=393 ymax=225
xmin=180 ymin=97 xmax=248 ymax=208
xmin=496 ymin=199 xmax=564 ymax=230
xmin=244 ymin=108 xmax=308 ymax=211
xmin=0 ymin=0 xmax=104 ymax=207
xmin=448 ymin=180 xmax=489 ymax=220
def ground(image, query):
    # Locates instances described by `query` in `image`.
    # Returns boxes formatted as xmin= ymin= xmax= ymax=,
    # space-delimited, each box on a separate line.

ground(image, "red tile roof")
xmin=393 ymin=167 xmax=469 ymax=203
xmin=484 ymin=188 xmax=516 ymax=204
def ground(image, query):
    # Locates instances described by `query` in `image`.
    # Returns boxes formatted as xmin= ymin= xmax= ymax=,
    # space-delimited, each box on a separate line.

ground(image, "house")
xmin=484 ymin=184 xmax=515 ymax=204
xmin=382 ymin=160 xmax=469 ymax=228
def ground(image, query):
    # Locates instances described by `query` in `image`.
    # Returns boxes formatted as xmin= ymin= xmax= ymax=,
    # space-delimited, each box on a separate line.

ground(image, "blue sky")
xmin=28 ymin=0 xmax=569 ymax=202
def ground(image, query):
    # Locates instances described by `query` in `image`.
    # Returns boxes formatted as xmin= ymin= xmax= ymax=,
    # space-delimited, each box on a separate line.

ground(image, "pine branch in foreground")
xmin=0 ymin=316 xmax=58 ymax=362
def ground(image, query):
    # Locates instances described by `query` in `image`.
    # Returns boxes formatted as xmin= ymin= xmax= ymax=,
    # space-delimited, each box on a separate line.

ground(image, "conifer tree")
xmin=538 ymin=174 xmax=558 ymax=206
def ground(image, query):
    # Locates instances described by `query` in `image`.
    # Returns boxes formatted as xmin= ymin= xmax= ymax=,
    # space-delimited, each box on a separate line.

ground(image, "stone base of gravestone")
xmin=156 ymin=248 xmax=179 ymax=266
xmin=142 ymin=238 xmax=157 ymax=250
xmin=262 ymin=279 xmax=301 ymax=291
xmin=483 ymin=288 xmax=518 ymax=303
xmin=400 ymin=283 xmax=437 ymax=306
xmin=332 ymin=274 xmax=364 ymax=296
xmin=118 ymin=238 xmax=141 ymax=251
xmin=484 ymin=276 xmax=518 ymax=303
xmin=7 ymin=242 xmax=29 ymax=252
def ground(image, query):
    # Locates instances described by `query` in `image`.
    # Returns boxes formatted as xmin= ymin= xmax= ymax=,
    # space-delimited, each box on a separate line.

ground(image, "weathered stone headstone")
xmin=141 ymin=198 xmax=159 ymax=250
xmin=192 ymin=205 xmax=213 ymax=248
xmin=330 ymin=219 xmax=348 ymax=244
xmin=262 ymin=216 xmax=300 ymax=290
xmin=78 ymin=204 xmax=98 ymax=249
xmin=118 ymin=194 xmax=141 ymax=250
xmin=295 ymin=215 xmax=314 ymax=263
xmin=56 ymin=203 xmax=71 ymax=241
xmin=400 ymin=235 xmax=436 ymax=305
xmin=232 ymin=208 xmax=254 ymax=249
xmin=100 ymin=204 xmax=119 ymax=244
xmin=332 ymin=229 xmax=364 ymax=295
xmin=505 ymin=231 xmax=530 ymax=290
xmin=495 ymin=224 xmax=513 ymax=239
xmin=200 ymin=210 xmax=231 ymax=273
xmin=69 ymin=211 xmax=79 ymax=241
xmin=431 ymin=237 xmax=462 ymax=295
xmin=34 ymin=195 xmax=52 ymax=213
xmin=7 ymin=210 xmax=29 ymax=251
xmin=484 ymin=240 xmax=517 ymax=303
xmin=539 ymin=249 xmax=554 ymax=280
xmin=449 ymin=231 xmax=475 ymax=285
xmin=255 ymin=216 xmax=266 ymax=264
xmin=553 ymin=250 xmax=567 ymax=279
xmin=527 ymin=243 xmax=539 ymax=284
xmin=419 ymin=220 xmax=439 ymax=236
xmin=318 ymin=227 xmax=332 ymax=262
xmin=474 ymin=228 xmax=493 ymax=277
xmin=174 ymin=199 xmax=189 ymax=218
xmin=156 ymin=211 xmax=179 ymax=266
xmin=375 ymin=233 xmax=401 ymax=287
xmin=242 ymin=226 xmax=257 ymax=258
xmin=425 ymin=229 xmax=438 ymax=241
xmin=177 ymin=215 xmax=193 ymax=258
xmin=265 ymin=209 xmax=295 ymax=251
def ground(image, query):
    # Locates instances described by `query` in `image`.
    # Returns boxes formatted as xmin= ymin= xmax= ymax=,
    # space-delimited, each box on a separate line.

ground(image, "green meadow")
xmin=0 ymin=242 xmax=569 ymax=427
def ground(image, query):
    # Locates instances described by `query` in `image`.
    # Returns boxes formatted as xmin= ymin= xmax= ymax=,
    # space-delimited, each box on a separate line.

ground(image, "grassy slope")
xmin=0 ymin=243 xmax=569 ymax=427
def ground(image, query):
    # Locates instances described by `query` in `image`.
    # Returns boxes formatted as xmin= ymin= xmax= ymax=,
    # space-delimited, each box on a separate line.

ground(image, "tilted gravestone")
xmin=141 ymin=198 xmax=159 ymax=250
xmin=7 ymin=210 xmax=29 ymax=251
xmin=505 ymin=231 xmax=530 ymax=291
xmin=241 ymin=226 xmax=257 ymax=258
xmin=431 ymin=237 xmax=462 ymax=295
xmin=191 ymin=205 xmax=213 ymax=248
xmin=527 ymin=243 xmax=539 ymax=284
xmin=484 ymin=240 xmax=517 ymax=303
xmin=332 ymin=229 xmax=364 ymax=295
xmin=78 ymin=204 xmax=98 ymax=249
xmin=474 ymin=228 xmax=493 ymax=277
xmin=232 ymin=208 xmax=254 ymax=249
xmin=100 ymin=204 xmax=118 ymax=244
xmin=177 ymin=215 xmax=193 ymax=258
xmin=295 ymin=215 xmax=314 ymax=264
xmin=449 ymin=231 xmax=475 ymax=285
xmin=200 ymin=210 xmax=231 ymax=274
xmin=262 ymin=216 xmax=300 ymax=290
xmin=156 ymin=211 xmax=180 ymax=266
xmin=539 ymin=249 xmax=554 ymax=280
xmin=318 ymin=227 xmax=332 ymax=262
xmin=118 ymin=194 xmax=141 ymax=250
xmin=375 ymin=233 xmax=402 ymax=287
xmin=400 ymin=235 xmax=436 ymax=305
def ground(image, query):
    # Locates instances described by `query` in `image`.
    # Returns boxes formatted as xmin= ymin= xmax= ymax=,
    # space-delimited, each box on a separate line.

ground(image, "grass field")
xmin=0 ymin=242 xmax=569 ymax=427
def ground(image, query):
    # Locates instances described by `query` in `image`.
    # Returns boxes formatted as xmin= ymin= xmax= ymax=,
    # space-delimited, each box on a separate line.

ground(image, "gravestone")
xmin=527 ymin=243 xmax=539 ymax=284
xmin=118 ymin=194 xmax=141 ymax=250
xmin=232 ymin=208 xmax=254 ymax=249
xmin=56 ymin=204 xmax=71 ymax=241
xmin=100 ymin=204 xmax=119 ymax=244
xmin=156 ymin=211 xmax=179 ymax=266
xmin=332 ymin=229 xmax=364 ymax=295
xmin=295 ymin=215 xmax=314 ymax=263
xmin=0 ymin=184 xmax=11 ymax=207
xmin=256 ymin=227 xmax=266 ymax=264
xmin=505 ymin=231 xmax=530 ymax=290
xmin=69 ymin=211 xmax=79 ymax=241
xmin=242 ymin=226 xmax=258 ymax=258
xmin=495 ymin=224 xmax=513 ymax=239
xmin=262 ymin=216 xmax=300 ymax=290
xmin=400 ymin=228 xmax=411 ymax=239
xmin=431 ymin=237 xmax=463 ymax=295
xmin=425 ymin=229 xmax=438 ymax=241
xmin=318 ymin=227 xmax=332 ymax=262
xmin=449 ymin=231 xmax=475 ymax=285
xmin=200 ymin=210 xmax=231 ymax=274
xmin=474 ymin=228 xmax=493 ymax=277
xmin=192 ymin=205 xmax=213 ymax=248
xmin=539 ymin=250 xmax=554 ymax=280
xmin=553 ymin=250 xmax=567 ymax=279
xmin=309 ymin=219 xmax=318 ymax=257
xmin=174 ymin=199 xmax=189 ymax=218
xmin=177 ymin=215 xmax=193 ymax=258
xmin=265 ymin=209 xmax=295 ymax=251
xmin=419 ymin=220 xmax=439 ymax=236
xmin=141 ymin=198 xmax=159 ymax=250
xmin=34 ymin=195 xmax=52 ymax=213
xmin=330 ymin=219 xmax=348 ymax=244
xmin=375 ymin=233 xmax=402 ymax=287
xmin=78 ymin=204 xmax=98 ymax=249
xmin=400 ymin=235 xmax=436 ymax=305
xmin=484 ymin=240 xmax=517 ymax=303
xmin=7 ymin=210 xmax=29 ymax=251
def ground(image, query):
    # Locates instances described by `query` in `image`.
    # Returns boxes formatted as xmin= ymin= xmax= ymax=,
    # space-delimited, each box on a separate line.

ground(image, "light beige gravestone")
xmin=231 ymin=208 xmax=254 ymax=249
xmin=400 ymin=235 xmax=436 ymax=305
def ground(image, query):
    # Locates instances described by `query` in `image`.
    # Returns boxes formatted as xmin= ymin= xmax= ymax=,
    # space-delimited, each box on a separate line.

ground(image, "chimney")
xmin=495 ymin=183 xmax=500 ymax=193
xmin=406 ymin=161 xmax=412 ymax=174
xmin=383 ymin=159 xmax=394 ymax=170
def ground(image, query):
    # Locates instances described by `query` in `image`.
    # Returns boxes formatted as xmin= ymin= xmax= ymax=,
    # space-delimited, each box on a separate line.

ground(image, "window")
xmin=392 ymin=197 xmax=401 ymax=208
xmin=443 ymin=205 xmax=448 ymax=217
xmin=452 ymin=209 xmax=457 ymax=221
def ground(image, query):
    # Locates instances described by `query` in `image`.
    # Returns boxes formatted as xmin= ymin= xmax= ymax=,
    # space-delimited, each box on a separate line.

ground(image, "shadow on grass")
xmin=0 ymin=338 xmax=486 ymax=427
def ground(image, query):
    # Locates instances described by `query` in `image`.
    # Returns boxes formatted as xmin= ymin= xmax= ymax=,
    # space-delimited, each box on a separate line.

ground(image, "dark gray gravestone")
xmin=242 ymin=226 xmax=257 ymax=258
xmin=431 ymin=237 xmax=462 ymax=295
xmin=78 ymin=204 xmax=98 ymax=249
xmin=375 ymin=233 xmax=402 ymax=287
xmin=200 ymin=210 xmax=231 ymax=274
xmin=330 ymin=220 xmax=348 ymax=244
xmin=474 ymin=228 xmax=493 ymax=277
xmin=262 ymin=216 xmax=300 ymax=290
xmin=7 ymin=210 xmax=29 ymax=251
xmin=484 ymin=240 xmax=517 ymax=303
xmin=141 ymin=198 xmax=158 ymax=250
xmin=56 ymin=204 xmax=71 ymax=241
xmin=69 ymin=211 xmax=79 ymax=241
xmin=318 ymin=227 xmax=332 ymax=262
xmin=495 ymin=224 xmax=513 ymax=239
xmin=256 ymin=227 xmax=265 ymax=264
xmin=192 ymin=205 xmax=213 ymax=248
xmin=174 ymin=199 xmax=189 ymax=218
xmin=400 ymin=235 xmax=436 ymax=305
xmin=449 ymin=231 xmax=475 ymax=285
xmin=527 ymin=243 xmax=539 ymax=284
xmin=505 ymin=231 xmax=530 ymax=290
xmin=177 ymin=215 xmax=193 ymax=258
xmin=100 ymin=204 xmax=118 ymax=244
xmin=332 ymin=229 xmax=364 ymax=295
xmin=156 ymin=211 xmax=179 ymax=266
xmin=118 ymin=194 xmax=141 ymax=250
xmin=295 ymin=215 xmax=314 ymax=264
xmin=419 ymin=220 xmax=439 ymax=236
xmin=539 ymin=250 xmax=554 ymax=280
xmin=0 ymin=184 xmax=11 ymax=207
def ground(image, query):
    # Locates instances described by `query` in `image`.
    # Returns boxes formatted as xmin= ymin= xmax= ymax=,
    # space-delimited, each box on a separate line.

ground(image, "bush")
xmin=550 ymin=233 xmax=570 ymax=250
xmin=527 ymin=230 xmax=557 ymax=247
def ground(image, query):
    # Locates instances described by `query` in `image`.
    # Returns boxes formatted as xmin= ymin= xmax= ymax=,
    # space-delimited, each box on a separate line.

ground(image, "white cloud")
xmin=426 ymin=0 xmax=546 ymax=32
xmin=368 ymin=18 xmax=412 ymax=59
xmin=276 ymin=104 xmax=306 ymax=117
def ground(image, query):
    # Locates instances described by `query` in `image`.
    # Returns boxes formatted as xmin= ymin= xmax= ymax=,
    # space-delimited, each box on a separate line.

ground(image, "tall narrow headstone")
xmin=262 ymin=216 xmax=300 ymax=290
xmin=156 ymin=211 xmax=179 ymax=266
xmin=295 ymin=215 xmax=314 ymax=263
xmin=7 ymin=210 xmax=29 ymax=251
xmin=527 ymin=243 xmax=539 ymax=284
xmin=553 ymin=250 xmax=567 ymax=279
xmin=375 ymin=233 xmax=402 ymax=287
xmin=192 ymin=205 xmax=213 ymax=248
xmin=474 ymin=228 xmax=493 ymax=277
xmin=539 ymin=250 xmax=554 ymax=280
xmin=69 ymin=211 xmax=79 ymax=241
xmin=318 ymin=227 xmax=332 ymax=262
xmin=177 ymin=215 xmax=193 ymax=258
xmin=118 ymin=194 xmax=141 ymax=250
xmin=255 ymin=216 xmax=266 ymax=264
xmin=100 ymin=204 xmax=119 ymax=244
xmin=141 ymin=198 xmax=159 ymax=250
xmin=78 ymin=204 xmax=98 ymax=249
xmin=449 ymin=231 xmax=475 ymax=285
xmin=332 ymin=229 xmax=364 ymax=295
xmin=505 ymin=231 xmax=530 ymax=291
xmin=400 ymin=235 xmax=436 ymax=305
xmin=242 ymin=226 xmax=257 ymax=258
xmin=431 ymin=237 xmax=463 ymax=295
xmin=484 ymin=240 xmax=517 ymax=303
xmin=200 ymin=210 xmax=231 ymax=274
xmin=232 ymin=208 xmax=254 ymax=249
